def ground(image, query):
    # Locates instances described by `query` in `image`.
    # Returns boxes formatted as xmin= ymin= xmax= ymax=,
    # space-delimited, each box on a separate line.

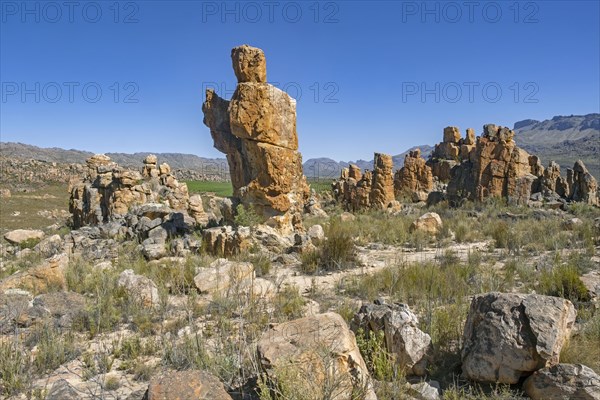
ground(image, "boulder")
xmin=257 ymin=312 xmax=377 ymax=400
xmin=461 ymin=292 xmax=576 ymax=384
xmin=46 ymin=379 xmax=80 ymax=400
xmin=231 ymin=44 xmax=267 ymax=83
xmin=34 ymin=234 xmax=63 ymax=258
xmin=117 ymin=269 xmax=160 ymax=308
xmin=0 ymin=253 xmax=68 ymax=294
xmin=523 ymin=364 xmax=600 ymax=400
xmin=443 ymin=126 xmax=461 ymax=143
xmin=351 ymin=301 xmax=432 ymax=376
xmin=308 ymin=224 xmax=325 ymax=242
xmin=4 ymin=229 xmax=44 ymax=245
xmin=145 ymin=370 xmax=232 ymax=400
xmin=410 ymin=212 xmax=443 ymax=236
xmin=0 ymin=188 xmax=11 ymax=198
xmin=193 ymin=258 xmax=254 ymax=295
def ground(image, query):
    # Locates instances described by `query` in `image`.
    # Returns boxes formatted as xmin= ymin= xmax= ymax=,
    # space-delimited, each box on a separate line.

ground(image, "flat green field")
xmin=0 ymin=183 xmax=70 ymax=237
xmin=185 ymin=180 xmax=332 ymax=197
xmin=185 ymin=181 xmax=234 ymax=197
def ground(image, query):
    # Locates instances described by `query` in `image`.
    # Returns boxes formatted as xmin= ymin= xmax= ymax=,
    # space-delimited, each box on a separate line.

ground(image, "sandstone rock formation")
xmin=523 ymin=363 xmax=600 ymax=400
xmin=145 ymin=370 xmax=233 ymax=400
xmin=394 ymin=149 xmax=433 ymax=201
xmin=425 ymin=124 xmax=599 ymax=207
xmin=257 ymin=312 xmax=377 ymax=400
xmin=461 ymin=292 xmax=576 ymax=384
xmin=351 ymin=300 xmax=432 ymax=376
xmin=332 ymin=153 xmax=395 ymax=211
xmin=202 ymin=45 xmax=310 ymax=233
xmin=370 ymin=153 xmax=395 ymax=208
xmin=69 ymin=154 xmax=199 ymax=228
xmin=570 ymin=160 xmax=599 ymax=205
xmin=438 ymin=125 xmax=536 ymax=205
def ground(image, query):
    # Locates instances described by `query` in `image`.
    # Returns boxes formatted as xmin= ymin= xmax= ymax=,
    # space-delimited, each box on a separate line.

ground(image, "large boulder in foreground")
xmin=462 ymin=292 xmax=576 ymax=384
xmin=351 ymin=301 xmax=432 ymax=376
xmin=523 ymin=363 xmax=600 ymax=400
xmin=257 ymin=312 xmax=377 ymax=400
xmin=145 ymin=370 xmax=232 ymax=400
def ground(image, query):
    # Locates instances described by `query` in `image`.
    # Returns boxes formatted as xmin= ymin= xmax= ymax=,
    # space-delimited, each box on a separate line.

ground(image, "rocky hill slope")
xmin=514 ymin=114 xmax=599 ymax=179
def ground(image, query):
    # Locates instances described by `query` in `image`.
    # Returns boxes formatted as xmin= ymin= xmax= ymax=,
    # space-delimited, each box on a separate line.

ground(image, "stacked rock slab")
xmin=202 ymin=45 xmax=310 ymax=233
xmin=69 ymin=154 xmax=204 ymax=228
xmin=394 ymin=149 xmax=433 ymax=201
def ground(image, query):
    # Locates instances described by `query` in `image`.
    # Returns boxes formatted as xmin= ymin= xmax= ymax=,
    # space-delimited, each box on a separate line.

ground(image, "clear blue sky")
xmin=1 ymin=0 xmax=599 ymax=161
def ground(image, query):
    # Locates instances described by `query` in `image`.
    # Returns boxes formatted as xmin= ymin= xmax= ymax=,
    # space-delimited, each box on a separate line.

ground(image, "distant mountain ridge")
xmin=0 ymin=142 xmax=228 ymax=173
xmin=303 ymin=145 xmax=434 ymax=179
xmin=3 ymin=113 xmax=598 ymax=181
xmin=514 ymin=113 xmax=599 ymax=179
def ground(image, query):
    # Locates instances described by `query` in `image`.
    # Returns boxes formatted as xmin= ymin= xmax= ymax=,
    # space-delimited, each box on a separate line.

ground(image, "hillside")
xmin=514 ymin=113 xmax=600 ymax=178
xmin=0 ymin=142 xmax=228 ymax=174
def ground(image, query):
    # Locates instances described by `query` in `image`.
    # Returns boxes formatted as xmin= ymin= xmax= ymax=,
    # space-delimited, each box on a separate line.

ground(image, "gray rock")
xmin=142 ymin=243 xmax=167 ymax=260
xmin=351 ymin=301 xmax=432 ymax=376
xmin=4 ymin=229 xmax=44 ymax=245
xmin=45 ymin=379 xmax=80 ymax=400
xmin=461 ymin=292 xmax=576 ymax=384
xmin=32 ymin=291 xmax=86 ymax=329
xmin=117 ymin=269 xmax=160 ymax=307
xmin=524 ymin=364 xmax=600 ymax=400
xmin=34 ymin=234 xmax=63 ymax=258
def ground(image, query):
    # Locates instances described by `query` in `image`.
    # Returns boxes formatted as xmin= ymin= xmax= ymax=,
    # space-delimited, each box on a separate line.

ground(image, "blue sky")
xmin=1 ymin=0 xmax=599 ymax=161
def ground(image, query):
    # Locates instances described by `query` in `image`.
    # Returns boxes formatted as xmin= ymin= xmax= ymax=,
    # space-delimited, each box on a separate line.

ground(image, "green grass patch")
xmin=185 ymin=180 xmax=233 ymax=197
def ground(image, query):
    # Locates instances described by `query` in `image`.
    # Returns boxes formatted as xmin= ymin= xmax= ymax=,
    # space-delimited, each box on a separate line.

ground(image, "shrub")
xmin=30 ymin=327 xmax=79 ymax=374
xmin=234 ymin=204 xmax=263 ymax=227
xmin=0 ymin=340 xmax=31 ymax=396
xmin=538 ymin=263 xmax=591 ymax=302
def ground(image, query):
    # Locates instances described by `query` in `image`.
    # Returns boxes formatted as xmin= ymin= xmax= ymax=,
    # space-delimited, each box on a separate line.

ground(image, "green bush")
xmin=234 ymin=204 xmax=264 ymax=227
xmin=538 ymin=263 xmax=590 ymax=302
xmin=0 ymin=340 xmax=31 ymax=396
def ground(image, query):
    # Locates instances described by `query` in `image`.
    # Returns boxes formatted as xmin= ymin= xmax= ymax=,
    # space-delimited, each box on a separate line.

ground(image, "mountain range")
xmin=2 ymin=113 xmax=598 ymax=180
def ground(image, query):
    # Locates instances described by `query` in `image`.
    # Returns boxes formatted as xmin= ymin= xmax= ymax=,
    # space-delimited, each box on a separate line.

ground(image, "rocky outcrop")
xmin=351 ymin=300 xmax=432 ymax=376
xmin=333 ymin=153 xmax=395 ymax=211
xmin=570 ymin=160 xmax=599 ymax=205
xmin=145 ymin=370 xmax=233 ymax=400
xmin=257 ymin=312 xmax=377 ymax=400
xmin=461 ymin=292 xmax=576 ymax=384
xmin=441 ymin=125 xmax=536 ymax=205
xmin=394 ymin=149 xmax=433 ymax=201
xmin=69 ymin=154 xmax=202 ymax=228
xmin=202 ymin=45 xmax=310 ymax=234
xmin=370 ymin=153 xmax=395 ymax=208
xmin=523 ymin=364 xmax=600 ymax=400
